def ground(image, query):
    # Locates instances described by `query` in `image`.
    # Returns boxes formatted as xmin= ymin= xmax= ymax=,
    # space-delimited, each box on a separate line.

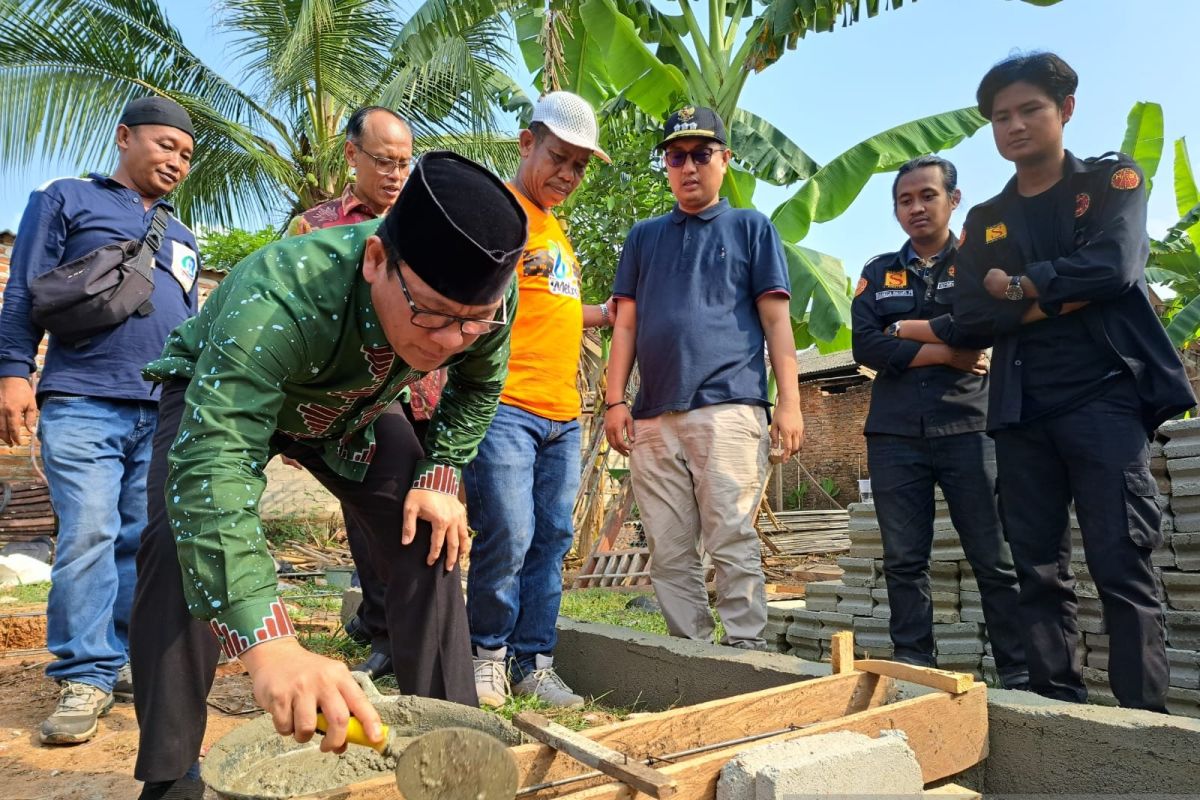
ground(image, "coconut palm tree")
xmin=0 ymin=0 xmax=531 ymax=228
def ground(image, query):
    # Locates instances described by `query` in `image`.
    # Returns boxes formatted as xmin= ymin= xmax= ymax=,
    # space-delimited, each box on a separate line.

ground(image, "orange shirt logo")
xmin=884 ymin=271 xmax=907 ymax=289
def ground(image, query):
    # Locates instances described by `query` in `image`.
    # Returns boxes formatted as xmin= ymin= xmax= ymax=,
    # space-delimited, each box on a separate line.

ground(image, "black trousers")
xmin=130 ymin=381 xmax=476 ymax=783
xmin=867 ymin=431 xmax=1028 ymax=686
xmin=993 ymin=376 xmax=1168 ymax=712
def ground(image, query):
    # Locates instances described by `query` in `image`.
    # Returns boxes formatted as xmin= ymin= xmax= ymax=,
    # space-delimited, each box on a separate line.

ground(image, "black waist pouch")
xmin=30 ymin=207 xmax=167 ymax=345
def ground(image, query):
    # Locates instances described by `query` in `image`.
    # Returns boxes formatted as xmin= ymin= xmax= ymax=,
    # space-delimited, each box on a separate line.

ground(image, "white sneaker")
xmin=512 ymin=655 xmax=584 ymax=709
xmin=473 ymin=647 xmax=510 ymax=709
xmin=39 ymin=681 xmax=114 ymax=744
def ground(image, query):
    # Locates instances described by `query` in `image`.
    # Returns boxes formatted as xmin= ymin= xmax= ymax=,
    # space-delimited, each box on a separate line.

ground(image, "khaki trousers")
xmin=630 ymin=403 xmax=769 ymax=646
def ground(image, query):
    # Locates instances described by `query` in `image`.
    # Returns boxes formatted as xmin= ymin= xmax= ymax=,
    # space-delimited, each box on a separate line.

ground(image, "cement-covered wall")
xmin=553 ymin=618 xmax=829 ymax=710
xmin=555 ymin=618 xmax=1200 ymax=795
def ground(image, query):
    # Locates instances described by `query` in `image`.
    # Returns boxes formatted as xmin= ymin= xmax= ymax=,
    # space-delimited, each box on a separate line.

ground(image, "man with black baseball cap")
xmin=0 ymin=95 xmax=199 ymax=746
xmin=605 ymin=106 xmax=802 ymax=651
xmin=128 ymin=151 xmax=526 ymax=800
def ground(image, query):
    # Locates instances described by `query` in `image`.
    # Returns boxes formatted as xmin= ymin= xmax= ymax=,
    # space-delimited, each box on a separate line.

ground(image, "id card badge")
xmin=170 ymin=241 xmax=199 ymax=294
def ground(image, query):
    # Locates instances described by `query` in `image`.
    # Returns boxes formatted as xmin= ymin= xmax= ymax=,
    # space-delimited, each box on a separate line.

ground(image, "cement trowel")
xmin=317 ymin=713 xmax=520 ymax=800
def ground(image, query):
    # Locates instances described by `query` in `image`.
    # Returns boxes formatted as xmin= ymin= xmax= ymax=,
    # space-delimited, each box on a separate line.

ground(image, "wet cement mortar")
xmin=202 ymin=694 xmax=523 ymax=799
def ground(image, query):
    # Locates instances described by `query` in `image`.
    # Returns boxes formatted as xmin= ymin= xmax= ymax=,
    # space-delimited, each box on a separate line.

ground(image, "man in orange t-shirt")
xmin=466 ymin=92 xmax=613 ymax=708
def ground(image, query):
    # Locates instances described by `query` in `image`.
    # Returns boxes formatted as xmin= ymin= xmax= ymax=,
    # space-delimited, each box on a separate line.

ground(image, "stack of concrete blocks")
xmin=1086 ymin=422 xmax=1200 ymax=718
xmin=784 ymin=492 xmax=988 ymax=677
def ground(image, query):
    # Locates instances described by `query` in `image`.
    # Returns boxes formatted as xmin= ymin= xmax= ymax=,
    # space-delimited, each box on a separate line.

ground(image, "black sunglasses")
xmin=663 ymin=147 xmax=725 ymax=168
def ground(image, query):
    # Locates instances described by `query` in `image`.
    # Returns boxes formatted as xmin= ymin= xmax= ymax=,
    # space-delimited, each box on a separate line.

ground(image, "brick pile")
xmin=768 ymin=432 xmax=1200 ymax=718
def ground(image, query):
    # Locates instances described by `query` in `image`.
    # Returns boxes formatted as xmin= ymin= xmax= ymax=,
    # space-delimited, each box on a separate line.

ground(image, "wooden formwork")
xmin=307 ymin=634 xmax=989 ymax=800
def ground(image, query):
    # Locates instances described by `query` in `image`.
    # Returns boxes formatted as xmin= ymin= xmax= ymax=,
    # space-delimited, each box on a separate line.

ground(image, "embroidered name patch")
xmin=1075 ymin=193 xmax=1091 ymax=217
xmin=875 ymin=289 xmax=914 ymax=300
xmin=884 ymin=271 xmax=907 ymax=289
xmin=1111 ymin=167 xmax=1141 ymax=190
xmin=985 ymin=223 xmax=1007 ymax=243
xmin=937 ymin=280 xmax=955 ymax=290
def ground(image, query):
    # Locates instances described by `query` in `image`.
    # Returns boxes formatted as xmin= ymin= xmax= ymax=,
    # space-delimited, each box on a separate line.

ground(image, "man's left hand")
xmin=403 ymin=488 xmax=470 ymax=571
xmin=984 ymin=268 xmax=1011 ymax=299
xmin=770 ymin=402 xmax=804 ymax=463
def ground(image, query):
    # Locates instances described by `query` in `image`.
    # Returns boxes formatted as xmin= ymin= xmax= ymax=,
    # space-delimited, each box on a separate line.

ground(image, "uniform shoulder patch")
xmin=985 ymin=223 xmax=1008 ymax=243
xmin=855 ymin=277 xmax=869 ymax=298
xmin=1111 ymin=167 xmax=1141 ymax=190
xmin=957 ymin=228 xmax=967 ymax=247
xmin=1074 ymin=192 xmax=1091 ymax=217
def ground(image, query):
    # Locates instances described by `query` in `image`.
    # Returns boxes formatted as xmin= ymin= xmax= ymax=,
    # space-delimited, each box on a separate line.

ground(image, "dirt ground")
xmin=0 ymin=653 xmax=253 ymax=800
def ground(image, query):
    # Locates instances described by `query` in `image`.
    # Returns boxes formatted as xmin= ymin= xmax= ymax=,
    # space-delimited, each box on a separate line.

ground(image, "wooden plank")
xmin=924 ymin=784 xmax=982 ymax=799
xmin=830 ymin=631 xmax=854 ymax=674
xmin=854 ymin=660 xmax=976 ymax=694
xmin=512 ymin=671 xmax=895 ymax=796
xmin=513 ymin=712 xmax=677 ymax=798
xmin=763 ymin=583 xmax=807 ymax=597
xmin=557 ymin=684 xmax=988 ymax=799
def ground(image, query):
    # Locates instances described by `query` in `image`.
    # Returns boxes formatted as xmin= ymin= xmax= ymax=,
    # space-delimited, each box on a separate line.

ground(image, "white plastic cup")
xmin=857 ymin=478 xmax=873 ymax=503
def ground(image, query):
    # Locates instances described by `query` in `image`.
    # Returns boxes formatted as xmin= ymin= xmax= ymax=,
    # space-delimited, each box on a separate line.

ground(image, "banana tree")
xmin=0 ymin=0 xmax=528 ymax=228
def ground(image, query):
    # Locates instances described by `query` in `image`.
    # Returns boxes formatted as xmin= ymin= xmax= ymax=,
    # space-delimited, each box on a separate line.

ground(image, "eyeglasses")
xmin=356 ymin=145 xmax=412 ymax=176
xmin=396 ymin=268 xmax=507 ymax=336
xmin=663 ymin=147 xmax=725 ymax=169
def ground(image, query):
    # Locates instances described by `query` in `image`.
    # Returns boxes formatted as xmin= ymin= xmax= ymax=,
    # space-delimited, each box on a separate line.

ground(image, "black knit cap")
xmin=381 ymin=150 xmax=528 ymax=306
xmin=118 ymin=96 xmax=195 ymax=140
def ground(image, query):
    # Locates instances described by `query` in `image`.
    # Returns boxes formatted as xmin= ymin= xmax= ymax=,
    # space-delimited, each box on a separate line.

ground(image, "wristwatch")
xmin=1004 ymin=275 xmax=1025 ymax=301
xmin=885 ymin=321 xmax=902 ymax=338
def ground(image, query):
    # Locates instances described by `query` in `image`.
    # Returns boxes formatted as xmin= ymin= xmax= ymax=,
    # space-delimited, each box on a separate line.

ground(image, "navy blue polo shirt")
xmin=0 ymin=174 xmax=200 ymax=402
xmin=613 ymin=199 xmax=790 ymax=419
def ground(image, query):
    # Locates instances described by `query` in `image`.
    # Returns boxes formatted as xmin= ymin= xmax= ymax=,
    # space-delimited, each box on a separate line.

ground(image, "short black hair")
xmin=892 ymin=155 xmax=958 ymax=205
xmin=976 ymin=52 xmax=1078 ymax=120
xmin=345 ymin=106 xmax=409 ymax=142
xmin=528 ymin=121 xmax=551 ymax=144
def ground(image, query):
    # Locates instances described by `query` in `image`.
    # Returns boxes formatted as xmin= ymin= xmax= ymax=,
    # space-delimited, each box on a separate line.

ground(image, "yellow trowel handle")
xmin=315 ymin=712 xmax=390 ymax=752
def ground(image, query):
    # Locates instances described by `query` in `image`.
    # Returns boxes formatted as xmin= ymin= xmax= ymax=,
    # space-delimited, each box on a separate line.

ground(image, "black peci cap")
xmin=381 ymin=151 xmax=528 ymax=306
xmin=657 ymin=105 xmax=727 ymax=149
xmin=118 ymin=96 xmax=195 ymax=140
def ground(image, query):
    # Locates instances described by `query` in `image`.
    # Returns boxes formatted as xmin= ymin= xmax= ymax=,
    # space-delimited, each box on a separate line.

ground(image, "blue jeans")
xmin=465 ymin=403 xmax=581 ymax=681
xmin=40 ymin=395 xmax=157 ymax=690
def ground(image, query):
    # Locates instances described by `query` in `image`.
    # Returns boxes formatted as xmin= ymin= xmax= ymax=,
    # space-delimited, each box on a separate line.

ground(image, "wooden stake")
xmin=830 ymin=630 xmax=854 ymax=674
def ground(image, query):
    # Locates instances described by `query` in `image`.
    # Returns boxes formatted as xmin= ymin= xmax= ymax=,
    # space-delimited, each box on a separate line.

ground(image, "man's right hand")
xmin=604 ymin=404 xmax=636 ymax=456
xmin=239 ymin=637 xmax=383 ymax=753
xmin=947 ymin=348 xmax=989 ymax=376
xmin=0 ymin=376 xmax=36 ymax=447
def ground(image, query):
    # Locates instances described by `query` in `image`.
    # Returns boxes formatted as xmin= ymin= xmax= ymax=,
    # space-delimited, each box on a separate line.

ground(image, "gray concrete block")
xmin=931 ymin=528 xmax=967 ymax=562
xmin=787 ymin=638 xmax=822 ymax=661
xmin=1168 ymin=456 xmax=1200 ymax=497
xmin=1077 ymin=595 xmax=1107 ymax=634
xmin=716 ymin=730 xmax=923 ymax=800
xmin=802 ymin=581 xmax=840 ymax=613
xmin=930 ymin=561 xmax=961 ymax=594
xmin=931 ymin=591 xmax=961 ymax=624
xmin=1153 ymin=537 xmax=1178 ymax=569
xmin=936 ymin=652 xmax=983 ymax=674
xmin=835 ymin=584 xmax=874 ymax=617
xmin=1170 ymin=532 xmax=1200 ymax=571
xmin=1162 ymin=417 xmax=1200 ymax=458
xmin=870 ymin=588 xmax=891 ymax=619
xmin=765 ymin=599 xmax=807 ymax=624
xmin=1166 ymin=686 xmax=1200 ymax=718
xmin=836 ymin=557 xmax=877 ymax=588
xmin=935 ymin=622 xmax=985 ymax=654
xmin=1072 ymin=563 xmax=1099 ymax=598
xmin=788 ymin=610 xmax=853 ymax=642
xmin=1082 ymin=666 xmax=1119 ymax=707
xmin=848 ymin=524 xmax=884 ymax=559
xmin=1169 ymin=496 xmax=1200 ymax=534
xmin=852 ymin=615 xmax=893 ymax=657
xmin=1169 ymin=648 xmax=1200 ymax=690
xmin=1166 ymin=609 xmax=1200 ymax=649
xmin=1085 ymin=633 xmax=1110 ymax=672
xmin=960 ymin=590 xmax=985 ymax=623
xmin=339 ymin=587 xmax=362 ymax=626
xmin=1162 ymin=571 xmax=1200 ymax=610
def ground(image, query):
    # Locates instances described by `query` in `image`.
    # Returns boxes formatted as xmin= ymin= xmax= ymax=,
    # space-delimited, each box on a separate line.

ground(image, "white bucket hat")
xmin=530 ymin=91 xmax=611 ymax=164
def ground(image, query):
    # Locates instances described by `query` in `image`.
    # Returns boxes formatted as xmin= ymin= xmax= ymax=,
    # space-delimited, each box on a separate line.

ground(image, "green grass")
xmin=0 ymin=581 xmax=50 ymax=605
xmin=263 ymin=515 xmax=340 ymax=548
xmin=559 ymin=588 xmax=726 ymax=643
xmin=298 ymin=629 xmax=371 ymax=663
xmin=483 ymin=688 xmax=638 ymax=731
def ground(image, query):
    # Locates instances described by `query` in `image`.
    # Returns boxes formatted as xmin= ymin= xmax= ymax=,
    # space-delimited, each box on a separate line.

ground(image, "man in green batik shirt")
xmin=127 ymin=152 xmax=527 ymax=800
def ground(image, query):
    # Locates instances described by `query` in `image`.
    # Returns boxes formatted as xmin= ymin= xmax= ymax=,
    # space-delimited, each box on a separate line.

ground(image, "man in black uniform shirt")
xmin=954 ymin=52 xmax=1195 ymax=711
xmin=852 ymin=156 xmax=1027 ymax=687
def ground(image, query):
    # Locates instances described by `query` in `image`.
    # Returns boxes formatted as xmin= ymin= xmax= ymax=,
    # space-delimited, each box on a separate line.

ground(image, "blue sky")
xmin=1 ymin=0 xmax=1195 ymax=281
